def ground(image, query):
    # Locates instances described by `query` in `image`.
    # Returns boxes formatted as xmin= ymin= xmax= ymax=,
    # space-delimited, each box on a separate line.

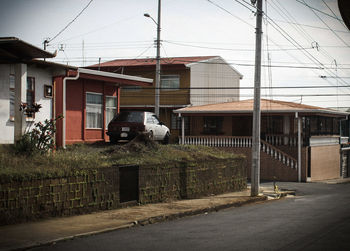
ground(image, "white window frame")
xmin=86 ymin=92 xmax=103 ymax=129
xmin=105 ymin=96 xmax=118 ymax=128
xmin=161 ymin=75 xmax=180 ymax=91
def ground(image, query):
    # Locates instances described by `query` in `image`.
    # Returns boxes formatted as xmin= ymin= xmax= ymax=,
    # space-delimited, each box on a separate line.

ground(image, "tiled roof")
xmin=174 ymin=99 xmax=349 ymax=116
xmin=89 ymin=56 xmax=219 ymax=68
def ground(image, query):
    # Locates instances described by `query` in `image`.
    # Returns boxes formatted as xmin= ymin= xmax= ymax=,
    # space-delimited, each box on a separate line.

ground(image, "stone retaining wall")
xmin=0 ymin=158 xmax=246 ymax=225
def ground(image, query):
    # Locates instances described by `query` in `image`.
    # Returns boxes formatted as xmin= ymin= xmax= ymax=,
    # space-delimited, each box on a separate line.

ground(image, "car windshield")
xmin=113 ymin=112 xmax=144 ymax=123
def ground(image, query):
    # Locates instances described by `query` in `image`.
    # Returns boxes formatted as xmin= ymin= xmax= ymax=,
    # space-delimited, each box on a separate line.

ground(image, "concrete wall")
xmin=310 ymin=144 xmax=341 ymax=181
xmin=0 ymin=64 xmax=54 ymax=144
xmin=189 ymin=57 xmax=241 ymax=106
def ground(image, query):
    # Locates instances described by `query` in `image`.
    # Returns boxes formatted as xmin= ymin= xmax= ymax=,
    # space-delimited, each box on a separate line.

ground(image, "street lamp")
xmin=144 ymin=1 xmax=161 ymax=117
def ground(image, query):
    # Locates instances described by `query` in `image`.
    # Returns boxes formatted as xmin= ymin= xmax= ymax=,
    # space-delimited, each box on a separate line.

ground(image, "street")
xmin=32 ymin=182 xmax=350 ymax=251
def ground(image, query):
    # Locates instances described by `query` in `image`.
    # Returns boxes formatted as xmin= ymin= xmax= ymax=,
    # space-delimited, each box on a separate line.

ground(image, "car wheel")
xmin=162 ymin=132 xmax=170 ymax=144
xmin=148 ymin=130 xmax=154 ymax=140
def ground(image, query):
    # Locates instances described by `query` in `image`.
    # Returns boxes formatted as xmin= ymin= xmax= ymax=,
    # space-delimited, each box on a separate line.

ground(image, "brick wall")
xmin=0 ymin=158 xmax=246 ymax=225
xmin=139 ymin=159 xmax=247 ymax=204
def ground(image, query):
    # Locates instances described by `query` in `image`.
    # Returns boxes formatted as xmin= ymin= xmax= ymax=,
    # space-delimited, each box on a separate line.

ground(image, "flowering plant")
xmin=14 ymin=115 xmax=63 ymax=155
xmin=19 ymin=102 xmax=42 ymax=117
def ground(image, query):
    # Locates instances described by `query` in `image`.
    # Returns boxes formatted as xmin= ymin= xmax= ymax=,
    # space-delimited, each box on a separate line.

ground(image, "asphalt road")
xmin=32 ymin=182 xmax=350 ymax=251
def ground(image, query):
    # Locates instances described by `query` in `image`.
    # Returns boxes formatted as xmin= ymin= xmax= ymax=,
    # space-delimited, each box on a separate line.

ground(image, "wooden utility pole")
xmin=251 ymin=0 xmax=263 ymax=197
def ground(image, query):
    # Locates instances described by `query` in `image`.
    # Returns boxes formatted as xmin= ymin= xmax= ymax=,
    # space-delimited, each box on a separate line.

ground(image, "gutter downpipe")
xmin=62 ymin=69 xmax=81 ymax=148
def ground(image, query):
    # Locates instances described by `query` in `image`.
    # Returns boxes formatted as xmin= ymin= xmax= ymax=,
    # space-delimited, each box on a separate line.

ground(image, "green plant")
xmin=13 ymin=116 xmax=62 ymax=155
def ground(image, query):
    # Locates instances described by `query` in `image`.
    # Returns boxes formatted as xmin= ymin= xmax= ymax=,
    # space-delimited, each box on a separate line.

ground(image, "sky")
xmin=1 ymin=0 xmax=349 ymax=109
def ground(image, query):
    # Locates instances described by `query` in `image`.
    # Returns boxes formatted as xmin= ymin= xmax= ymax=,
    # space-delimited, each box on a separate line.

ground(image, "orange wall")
xmin=55 ymin=77 xmax=119 ymax=146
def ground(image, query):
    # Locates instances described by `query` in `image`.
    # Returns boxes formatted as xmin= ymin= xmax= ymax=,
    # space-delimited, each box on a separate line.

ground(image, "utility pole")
xmin=251 ymin=0 xmax=263 ymax=197
xmin=155 ymin=0 xmax=161 ymax=117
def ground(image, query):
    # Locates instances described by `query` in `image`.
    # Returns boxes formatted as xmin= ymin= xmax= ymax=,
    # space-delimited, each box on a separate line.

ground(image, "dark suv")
xmin=107 ymin=111 xmax=170 ymax=143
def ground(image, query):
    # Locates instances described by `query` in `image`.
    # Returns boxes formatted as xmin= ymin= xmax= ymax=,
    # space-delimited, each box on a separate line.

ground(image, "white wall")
xmin=0 ymin=63 xmax=54 ymax=144
xmin=189 ymin=57 xmax=241 ymax=106
xmin=0 ymin=64 xmax=14 ymax=143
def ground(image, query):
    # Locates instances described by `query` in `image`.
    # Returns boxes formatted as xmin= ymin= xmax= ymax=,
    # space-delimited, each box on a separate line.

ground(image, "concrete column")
xmin=296 ymin=113 xmax=302 ymax=182
xmin=14 ymin=63 xmax=27 ymax=142
xmin=181 ymin=114 xmax=185 ymax=145
xmin=283 ymin=115 xmax=290 ymax=145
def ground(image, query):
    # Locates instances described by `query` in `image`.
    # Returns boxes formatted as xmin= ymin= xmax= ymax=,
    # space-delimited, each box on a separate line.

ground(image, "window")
xmin=203 ymin=117 xmax=223 ymax=134
xmin=27 ymin=77 xmax=35 ymax=107
xmin=9 ymin=76 xmax=35 ymax=120
xmin=86 ymin=93 xmax=103 ymax=129
xmin=106 ymin=96 xmax=118 ymax=127
xmin=171 ymin=113 xmax=189 ymax=130
xmin=161 ymin=75 xmax=180 ymax=91
xmin=9 ymin=75 xmax=15 ymax=119
xmin=114 ymin=111 xmax=144 ymax=123
xmin=122 ymin=86 xmax=142 ymax=92
xmin=146 ymin=113 xmax=160 ymax=124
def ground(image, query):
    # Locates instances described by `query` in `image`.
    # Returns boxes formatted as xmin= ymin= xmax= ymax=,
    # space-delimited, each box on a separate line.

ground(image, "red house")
xmin=54 ymin=68 xmax=153 ymax=147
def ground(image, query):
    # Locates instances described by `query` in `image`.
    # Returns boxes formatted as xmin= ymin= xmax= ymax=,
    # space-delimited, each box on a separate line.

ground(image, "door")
xmin=119 ymin=165 xmax=139 ymax=203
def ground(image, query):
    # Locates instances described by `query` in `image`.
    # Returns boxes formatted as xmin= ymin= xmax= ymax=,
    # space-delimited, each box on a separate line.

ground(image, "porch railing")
xmin=180 ymin=136 xmax=252 ymax=147
xmin=180 ymin=136 xmax=297 ymax=169
xmin=265 ymin=134 xmax=298 ymax=147
xmin=261 ymin=140 xmax=298 ymax=169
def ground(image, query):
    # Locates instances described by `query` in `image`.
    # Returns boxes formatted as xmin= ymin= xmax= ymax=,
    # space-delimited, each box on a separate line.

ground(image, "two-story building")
xmin=88 ymin=56 xmax=243 ymax=141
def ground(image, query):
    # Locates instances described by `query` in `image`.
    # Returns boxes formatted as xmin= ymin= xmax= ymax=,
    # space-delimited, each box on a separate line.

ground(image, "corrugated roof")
xmin=174 ymin=99 xmax=349 ymax=116
xmin=0 ymin=37 xmax=55 ymax=62
xmin=89 ymin=56 xmax=219 ymax=68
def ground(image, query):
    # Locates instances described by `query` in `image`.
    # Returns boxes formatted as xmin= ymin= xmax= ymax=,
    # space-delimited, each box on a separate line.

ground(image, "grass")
xmin=0 ymin=140 xmax=242 ymax=183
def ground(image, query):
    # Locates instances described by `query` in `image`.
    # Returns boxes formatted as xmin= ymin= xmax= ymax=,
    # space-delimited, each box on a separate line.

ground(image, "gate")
xmin=119 ymin=165 xmax=139 ymax=203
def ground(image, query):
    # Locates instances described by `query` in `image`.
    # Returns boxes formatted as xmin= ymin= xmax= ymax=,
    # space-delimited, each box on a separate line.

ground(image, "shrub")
xmin=13 ymin=116 xmax=62 ymax=155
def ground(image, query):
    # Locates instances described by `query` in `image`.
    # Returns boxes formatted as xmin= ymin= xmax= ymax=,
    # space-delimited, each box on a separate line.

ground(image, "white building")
xmin=0 ymin=37 xmax=75 ymax=143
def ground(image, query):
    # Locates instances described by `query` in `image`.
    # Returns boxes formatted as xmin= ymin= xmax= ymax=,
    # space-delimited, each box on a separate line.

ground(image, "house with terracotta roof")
xmin=88 ymin=56 xmax=243 ymax=141
xmin=174 ymin=99 xmax=349 ymax=182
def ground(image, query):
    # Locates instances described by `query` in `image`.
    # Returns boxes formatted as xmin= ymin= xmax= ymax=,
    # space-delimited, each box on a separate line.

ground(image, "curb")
xmin=13 ymin=196 xmax=267 ymax=251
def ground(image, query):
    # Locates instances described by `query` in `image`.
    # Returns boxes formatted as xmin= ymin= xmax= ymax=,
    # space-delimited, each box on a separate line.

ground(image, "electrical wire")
xmin=295 ymin=0 xmax=345 ymax=22
xmin=206 ymin=0 xmax=254 ymax=28
xmin=300 ymin=0 xmax=350 ymax=48
xmin=273 ymin=19 xmax=350 ymax=34
xmin=49 ymin=0 xmax=94 ymax=43
xmin=321 ymin=0 xmax=348 ymax=30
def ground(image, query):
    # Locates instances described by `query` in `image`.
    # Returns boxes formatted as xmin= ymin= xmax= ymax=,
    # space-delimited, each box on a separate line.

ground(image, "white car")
xmin=107 ymin=111 xmax=170 ymax=143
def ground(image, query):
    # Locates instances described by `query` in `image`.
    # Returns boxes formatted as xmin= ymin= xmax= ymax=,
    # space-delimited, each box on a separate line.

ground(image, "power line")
xmin=163 ymin=40 xmax=314 ymax=52
xmin=300 ymin=0 xmax=350 ymax=48
xmin=49 ymin=0 xmax=93 ymax=43
xmin=321 ymin=0 xmax=348 ymax=30
xmin=206 ymin=0 xmax=254 ymax=28
xmin=295 ymin=0 xmax=345 ymax=22
xmin=121 ymin=85 xmax=350 ymax=90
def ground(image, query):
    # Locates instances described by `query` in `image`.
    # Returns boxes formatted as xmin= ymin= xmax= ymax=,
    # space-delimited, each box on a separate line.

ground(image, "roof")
xmin=69 ymin=68 xmax=153 ymax=86
xmin=174 ymin=99 xmax=349 ymax=117
xmin=0 ymin=37 xmax=55 ymax=62
xmin=89 ymin=56 xmax=219 ymax=68
xmin=30 ymin=59 xmax=77 ymax=70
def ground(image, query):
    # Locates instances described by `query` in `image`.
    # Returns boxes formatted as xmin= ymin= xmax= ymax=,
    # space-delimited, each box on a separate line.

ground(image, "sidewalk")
xmin=0 ymin=188 xmax=279 ymax=251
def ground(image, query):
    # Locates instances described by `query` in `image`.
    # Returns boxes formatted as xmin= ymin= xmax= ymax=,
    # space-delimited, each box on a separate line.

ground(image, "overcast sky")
xmin=1 ymin=0 xmax=349 ymax=108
